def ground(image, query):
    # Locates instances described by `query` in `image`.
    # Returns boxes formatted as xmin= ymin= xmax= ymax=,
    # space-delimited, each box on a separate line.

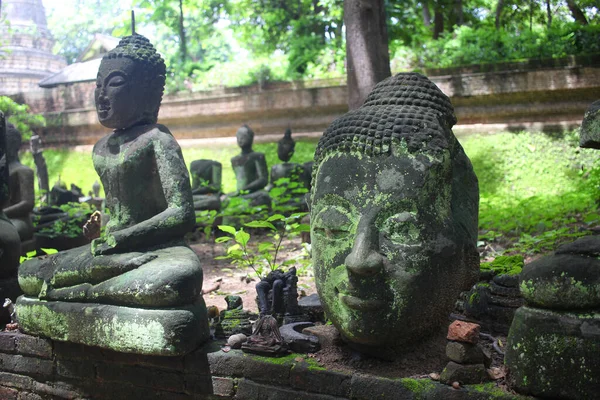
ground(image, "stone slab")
xmin=506 ymin=306 xmax=600 ymax=399
xmin=15 ymin=295 xmax=209 ymax=356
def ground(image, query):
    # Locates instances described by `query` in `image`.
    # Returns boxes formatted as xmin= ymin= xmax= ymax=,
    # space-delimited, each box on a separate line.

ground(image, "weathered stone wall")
xmin=11 ymin=54 xmax=600 ymax=146
xmin=0 ymin=332 xmax=521 ymax=399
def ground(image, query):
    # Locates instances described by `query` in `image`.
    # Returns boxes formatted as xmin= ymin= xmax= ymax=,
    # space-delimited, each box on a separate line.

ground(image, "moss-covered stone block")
xmin=506 ymin=306 xmax=600 ymax=399
xmin=15 ymin=295 xmax=209 ymax=356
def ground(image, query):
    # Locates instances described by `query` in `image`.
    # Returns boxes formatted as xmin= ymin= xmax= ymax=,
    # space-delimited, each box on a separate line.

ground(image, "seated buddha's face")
xmin=95 ymin=57 xmax=148 ymax=130
xmin=310 ymin=145 xmax=463 ymax=347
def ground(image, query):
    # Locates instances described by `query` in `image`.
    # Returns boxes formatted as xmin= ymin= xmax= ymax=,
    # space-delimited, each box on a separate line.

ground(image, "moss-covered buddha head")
xmin=309 ymin=73 xmax=480 ymax=349
xmin=95 ymin=34 xmax=166 ymax=130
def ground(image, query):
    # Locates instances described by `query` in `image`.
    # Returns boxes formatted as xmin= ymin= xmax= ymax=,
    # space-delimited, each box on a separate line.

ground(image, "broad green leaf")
xmin=41 ymin=248 xmax=59 ymax=255
xmin=218 ymin=225 xmax=237 ymax=235
xmin=215 ymin=236 xmax=232 ymax=243
xmin=235 ymin=230 xmax=250 ymax=247
xmin=258 ymin=242 xmax=275 ymax=252
xmin=245 ymin=220 xmax=276 ymax=230
xmin=267 ymin=214 xmax=285 ymax=222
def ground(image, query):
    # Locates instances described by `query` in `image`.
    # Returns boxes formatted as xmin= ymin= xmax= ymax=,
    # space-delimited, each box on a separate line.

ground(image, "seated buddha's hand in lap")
xmin=91 ymin=233 xmax=120 ymax=256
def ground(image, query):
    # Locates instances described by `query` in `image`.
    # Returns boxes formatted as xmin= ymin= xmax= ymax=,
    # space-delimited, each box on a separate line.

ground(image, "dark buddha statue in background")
xmin=229 ymin=124 xmax=271 ymax=208
xmin=16 ymin=33 xmax=209 ymax=356
xmin=2 ymin=123 xmax=35 ymax=248
xmin=267 ymin=128 xmax=311 ymax=212
xmin=190 ymin=159 xmax=222 ymax=211
xmin=0 ymin=112 xmax=21 ymax=278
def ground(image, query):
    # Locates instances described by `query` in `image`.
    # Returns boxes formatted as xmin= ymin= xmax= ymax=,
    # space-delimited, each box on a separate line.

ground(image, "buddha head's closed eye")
xmin=309 ymin=73 xmax=480 ymax=348
xmin=95 ymin=34 xmax=166 ymax=130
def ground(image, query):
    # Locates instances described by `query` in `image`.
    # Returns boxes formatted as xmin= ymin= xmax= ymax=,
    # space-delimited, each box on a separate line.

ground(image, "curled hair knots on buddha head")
xmin=104 ymin=34 xmax=166 ymax=123
xmin=310 ymin=72 xmax=459 ymax=202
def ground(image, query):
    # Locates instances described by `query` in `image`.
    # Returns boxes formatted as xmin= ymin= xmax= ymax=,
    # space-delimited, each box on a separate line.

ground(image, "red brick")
xmin=447 ymin=321 xmax=480 ymax=344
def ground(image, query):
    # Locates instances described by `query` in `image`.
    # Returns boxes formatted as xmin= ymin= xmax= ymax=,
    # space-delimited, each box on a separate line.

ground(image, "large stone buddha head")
xmin=95 ymin=34 xmax=166 ymax=130
xmin=309 ymin=73 xmax=479 ymax=349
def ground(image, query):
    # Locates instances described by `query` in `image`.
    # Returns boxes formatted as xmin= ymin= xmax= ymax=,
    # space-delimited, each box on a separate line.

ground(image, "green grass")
xmin=461 ymin=130 xmax=599 ymax=254
xmin=21 ymin=130 xmax=600 ymax=257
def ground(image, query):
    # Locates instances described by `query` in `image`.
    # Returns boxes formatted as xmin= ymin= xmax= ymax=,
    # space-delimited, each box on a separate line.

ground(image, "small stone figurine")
xmin=256 ymin=266 xmax=301 ymax=319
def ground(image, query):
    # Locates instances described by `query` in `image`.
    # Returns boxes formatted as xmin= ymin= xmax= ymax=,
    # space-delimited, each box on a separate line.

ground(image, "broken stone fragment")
xmin=440 ymin=361 xmax=490 ymax=385
xmin=446 ymin=341 xmax=485 ymax=364
xmin=447 ymin=321 xmax=480 ymax=344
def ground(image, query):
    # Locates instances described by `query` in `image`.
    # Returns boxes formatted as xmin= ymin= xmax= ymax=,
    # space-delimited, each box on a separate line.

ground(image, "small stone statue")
xmin=267 ymin=129 xmax=311 ymax=212
xmin=229 ymin=125 xmax=271 ymax=208
xmin=92 ymin=180 xmax=101 ymax=198
xmin=213 ymin=295 xmax=256 ymax=338
xmin=30 ymin=134 xmax=49 ymax=195
xmin=256 ymin=267 xmax=301 ymax=319
xmin=48 ymin=178 xmax=79 ymax=206
xmin=190 ymin=159 xmax=222 ymax=211
xmin=309 ymin=73 xmax=479 ymax=351
xmin=2 ymin=123 xmax=35 ymax=247
xmin=241 ymin=315 xmax=287 ymax=356
xmin=15 ymin=33 xmax=209 ymax=355
xmin=0 ymin=112 xmax=21 ymax=278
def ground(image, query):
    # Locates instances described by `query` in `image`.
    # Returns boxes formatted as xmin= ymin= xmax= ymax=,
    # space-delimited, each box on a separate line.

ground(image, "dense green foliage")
xmin=0 ymin=96 xmax=46 ymax=140
xmin=43 ymin=1 xmax=599 ymax=92
xmin=20 ymin=130 xmax=600 ymax=257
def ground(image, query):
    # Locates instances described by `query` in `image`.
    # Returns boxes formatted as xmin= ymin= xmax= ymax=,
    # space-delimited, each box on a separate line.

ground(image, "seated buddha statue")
xmin=2 ymin=123 xmax=35 ymax=247
xmin=309 ymin=73 xmax=480 ymax=353
xmin=190 ymin=159 xmax=222 ymax=211
xmin=267 ymin=128 xmax=310 ymax=212
xmin=16 ymin=34 xmax=209 ymax=356
xmin=228 ymin=125 xmax=271 ymax=208
xmin=0 ymin=112 xmax=21 ymax=279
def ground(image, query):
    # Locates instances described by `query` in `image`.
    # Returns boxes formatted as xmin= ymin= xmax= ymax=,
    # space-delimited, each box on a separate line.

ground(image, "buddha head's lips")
xmin=339 ymin=294 xmax=384 ymax=311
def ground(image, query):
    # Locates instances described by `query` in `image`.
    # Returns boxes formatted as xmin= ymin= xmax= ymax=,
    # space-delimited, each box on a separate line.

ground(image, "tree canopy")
xmin=43 ymin=0 xmax=599 ymax=92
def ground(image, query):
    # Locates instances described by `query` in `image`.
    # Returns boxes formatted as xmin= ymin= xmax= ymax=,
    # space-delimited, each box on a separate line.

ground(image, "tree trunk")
xmin=495 ymin=0 xmax=504 ymax=30
xmin=433 ymin=4 xmax=444 ymax=39
xmin=456 ymin=0 xmax=464 ymax=26
xmin=565 ymin=0 xmax=588 ymax=24
xmin=546 ymin=0 xmax=552 ymax=28
xmin=344 ymin=0 xmax=391 ymax=110
xmin=178 ymin=0 xmax=187 ymax=62
xmin=422 ymin=0 xmax=432 ymax=27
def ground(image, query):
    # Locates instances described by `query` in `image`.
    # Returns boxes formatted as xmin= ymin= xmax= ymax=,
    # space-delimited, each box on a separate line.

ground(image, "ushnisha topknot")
xmin=313 ymin=72 xmax=456 ymax=165
xmin=103 ymin=34 xmax=166 ymax=123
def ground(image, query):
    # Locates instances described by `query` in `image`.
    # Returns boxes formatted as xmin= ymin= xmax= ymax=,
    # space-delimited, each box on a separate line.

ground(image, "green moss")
xmin=246 ymin=352 xmax=298 ymax=363
xmin=400 ymin=378 xmax=436 ymax=395
xmin=480 ymin=255 xmax=524 ymax=276
xmin=467 ymin=382 xmax=515 ymax=398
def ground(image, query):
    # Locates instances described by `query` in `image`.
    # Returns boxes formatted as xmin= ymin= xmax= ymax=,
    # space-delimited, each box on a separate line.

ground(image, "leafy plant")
xmin=37 ymin=202 xmax=92 ymax=239
xmin=20 ymin=248 xmax=58 ymax=264
xmin=215 ymin=212 xmax=310 ymax=279
xmin=0 ymin=96 xmax=46 ymax=140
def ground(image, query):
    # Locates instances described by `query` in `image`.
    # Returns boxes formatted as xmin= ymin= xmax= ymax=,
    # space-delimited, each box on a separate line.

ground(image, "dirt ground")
xmin=189 ymin=234 xmax=317 ymax=314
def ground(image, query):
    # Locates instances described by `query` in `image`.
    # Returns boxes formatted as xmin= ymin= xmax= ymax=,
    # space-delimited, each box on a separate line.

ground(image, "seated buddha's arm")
xmin=93 ymin=129 xmax=195 ymax=255
xmin=3 ymin=169 xmax=34 ymax=218
xmin=242 ymin=154 xmax=269 ymax=192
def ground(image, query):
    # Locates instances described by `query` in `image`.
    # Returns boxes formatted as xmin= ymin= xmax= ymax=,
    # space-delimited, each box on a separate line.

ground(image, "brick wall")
xmin=0 ymin=331 xmax=523 ymax=399
xmin=11 ymin=55 xmax=600 ymax=147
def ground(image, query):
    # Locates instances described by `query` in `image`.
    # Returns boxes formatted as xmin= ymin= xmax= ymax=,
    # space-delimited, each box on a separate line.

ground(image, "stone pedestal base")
xmin=506 ymin=306 xmax=600 ymax=399
xmin=15 ymin=295 xmax=210 ymax=356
